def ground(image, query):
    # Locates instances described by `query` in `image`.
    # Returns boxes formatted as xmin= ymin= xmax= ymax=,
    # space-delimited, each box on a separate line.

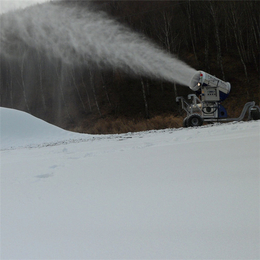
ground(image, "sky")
xmin=0 ymin=0 xmax=49 ymax=14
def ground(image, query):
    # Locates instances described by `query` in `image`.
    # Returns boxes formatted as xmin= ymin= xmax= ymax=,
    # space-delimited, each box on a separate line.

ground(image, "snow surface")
xmin=1 ymin=107 xmax=260 ymax=259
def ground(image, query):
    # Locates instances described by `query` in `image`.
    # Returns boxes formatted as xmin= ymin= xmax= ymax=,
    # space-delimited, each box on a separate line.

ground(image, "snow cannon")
xmin=189 ymin=71 xmax=231 ymax=102
xmin=176 ymin=71 xmax=260 ymax=127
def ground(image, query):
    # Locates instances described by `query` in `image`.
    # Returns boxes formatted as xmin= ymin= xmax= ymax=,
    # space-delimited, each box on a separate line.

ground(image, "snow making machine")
xmin=176 ymin=71 xmax=260 ymax=127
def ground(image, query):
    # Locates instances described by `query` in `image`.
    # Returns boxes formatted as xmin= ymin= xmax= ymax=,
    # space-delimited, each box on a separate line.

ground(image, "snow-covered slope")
xmin=0 ymin=107 xmax=91 ymax=150
xmin=1 ymin=108 xmax=259 ymax=259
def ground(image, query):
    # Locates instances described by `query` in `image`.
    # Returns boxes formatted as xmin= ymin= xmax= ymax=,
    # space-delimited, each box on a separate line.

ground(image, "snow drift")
xmin=0 ymin=107 xmax=90 ymax=150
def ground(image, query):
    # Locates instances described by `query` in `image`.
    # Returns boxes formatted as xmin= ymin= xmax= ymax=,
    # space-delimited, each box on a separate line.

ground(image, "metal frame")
xmin=176 ymin=94 xmax=202 ymax=116
xmin=204 ymin=102 xmax=259 ymax=122
xmin=176 ymin=94 xmax=260 ymax=123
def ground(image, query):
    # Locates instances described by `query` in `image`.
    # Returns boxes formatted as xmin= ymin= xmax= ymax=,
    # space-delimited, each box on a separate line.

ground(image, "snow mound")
xmin=0 ymin=107 xmax=89 ymax=150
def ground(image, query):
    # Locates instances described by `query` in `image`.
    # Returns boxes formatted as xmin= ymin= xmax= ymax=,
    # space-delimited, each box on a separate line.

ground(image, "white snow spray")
xmin=0 ymin=1 xmax=196 ymax=87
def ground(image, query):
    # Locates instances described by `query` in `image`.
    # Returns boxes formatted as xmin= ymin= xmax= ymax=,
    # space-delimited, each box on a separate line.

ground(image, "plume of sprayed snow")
xmin=0 ymin=1 xmax=197 ymax=87
xmin=0 ymin=0 xmax=50 ymax=14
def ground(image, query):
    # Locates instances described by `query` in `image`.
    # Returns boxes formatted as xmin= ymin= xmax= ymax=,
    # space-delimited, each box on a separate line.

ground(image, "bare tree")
xmin=101 ymin=72 xmax=112 ymax=107
xmin=37 ymin=51 xmax=47 ymax=111
xmin=80 ymin=69 xmax=92 ymax=112
xmin=6 ymin=60 xmax=13 ymax=107
xmin=20 ymin=52 xmax=30 ymax=113
xmin=70 ymin=66 xmax=87 ymax=113
xmin=209 ymin=1 xmax=225 ymax=80
xmin=89 ymin=70 xmax=101 ymax=116
xmin=186 ymin=0 xmax=198 ymax=63
xmin=53 ymin=61 xmax=72 ymax=120
xmin=228 ymin=4 xmax=248 ymax=80
xmin=141 ymin=78 xmax=149 ymax=119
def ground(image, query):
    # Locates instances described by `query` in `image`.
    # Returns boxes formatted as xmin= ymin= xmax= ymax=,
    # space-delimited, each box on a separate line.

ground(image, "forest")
xmin=0 ymin=0 xmax=259 ymax=133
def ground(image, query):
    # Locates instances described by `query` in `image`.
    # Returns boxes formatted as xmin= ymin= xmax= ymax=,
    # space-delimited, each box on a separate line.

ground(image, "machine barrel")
xmin=189 ymin=71 xmax=231 ymax=94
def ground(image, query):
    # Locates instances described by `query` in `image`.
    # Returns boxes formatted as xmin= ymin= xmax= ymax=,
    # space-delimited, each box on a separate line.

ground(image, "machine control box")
xmin=202 ymin=87 xmax=220 ymax=102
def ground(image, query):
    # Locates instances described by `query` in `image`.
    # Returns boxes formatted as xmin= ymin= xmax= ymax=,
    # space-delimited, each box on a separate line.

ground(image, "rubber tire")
xmin=187 ymin=114 xmax=204 ymax=127
xmin=183 ymin=117 xmax=188 ymax=127
xmin=251 ymin=110 xmax=260 ymax=120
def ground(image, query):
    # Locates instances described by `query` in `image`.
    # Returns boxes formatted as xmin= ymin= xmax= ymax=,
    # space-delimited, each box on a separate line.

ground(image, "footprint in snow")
xmin=84 ymin=152 xmax=95 ymax=157
xmin=49 ymin=165 xmax=58 ymax=169
xmin=36 ymin=173 xmax=54 ymax=179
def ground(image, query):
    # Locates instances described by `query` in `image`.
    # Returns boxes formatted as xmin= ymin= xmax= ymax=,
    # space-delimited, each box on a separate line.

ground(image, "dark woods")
xmin=1 ymin=1 xmax=259 ymax=133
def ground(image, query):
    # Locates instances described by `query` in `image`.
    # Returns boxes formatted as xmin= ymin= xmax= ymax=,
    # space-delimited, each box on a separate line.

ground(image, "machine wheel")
xmin=187 ymin=114 xmax=204 ymax=127
xmin=251 ymin=109 xmax=260 ymax=120
xmin=183 ymin=117 xmax=189 ymax=127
